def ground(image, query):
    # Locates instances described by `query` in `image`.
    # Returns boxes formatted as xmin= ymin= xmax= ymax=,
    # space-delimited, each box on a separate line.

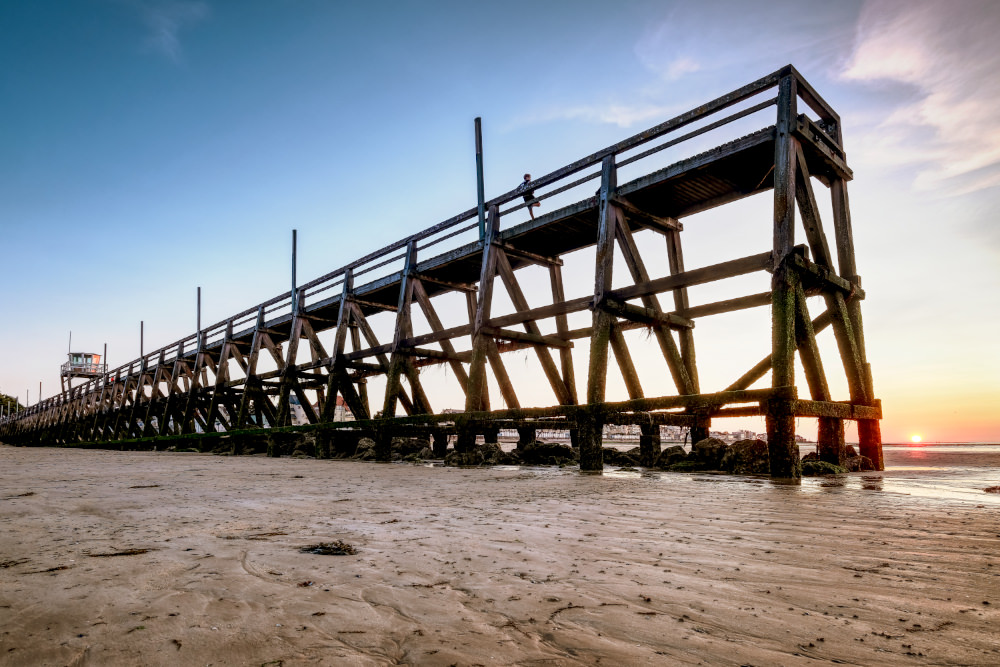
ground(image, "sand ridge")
xmin=1 ymin=446 xmax=998 ymax=665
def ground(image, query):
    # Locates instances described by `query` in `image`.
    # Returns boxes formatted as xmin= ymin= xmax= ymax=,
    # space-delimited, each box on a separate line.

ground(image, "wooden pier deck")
xmin=1 ymin=65 xmax=882 ymax=478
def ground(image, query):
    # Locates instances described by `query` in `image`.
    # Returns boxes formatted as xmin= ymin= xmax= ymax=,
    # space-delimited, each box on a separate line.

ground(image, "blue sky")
xmin=2 ymin=0 xmax=998 ymax=441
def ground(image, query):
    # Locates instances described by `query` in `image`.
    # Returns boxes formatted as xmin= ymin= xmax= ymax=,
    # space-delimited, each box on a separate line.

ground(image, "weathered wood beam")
xmin=494 ymin=248 xmax=574 ymax=405
xmin=795 ymin=284 xmax=844 ymax=465
xmin=609 ymin=321 xmax=643 ymax=400
xmin=601 ymin=298 xmax=694 ymax=329
xmin=611 ymin=195 xmax=682 ymax=234
xmin=548 ymin=263 xmax=578 ymax=405
xmin=831 ymin=176 xmax=881 ymax=469
xmin=581 ymin=156 xmax=618 ymax=470
xmin=412 ymin=273 xmax=478 ymax=294
xmin=665 ymin=227 xmax=699 ymax=392
xmin=613 ymin=210 xmax=695 ymax=396
xmin=767 ymin=73 xmax=800 ymax=479
xmin=493 ymin=240 xmax=563 ymax=267
xmin=464 ymin=205 xmax=501 ymax=420
xmin=412 ymin=278 xmax=471 ymax=395
xmin=794 ymin=400 xmax=881 ymax=421
xmin=481 ymin=325 xmax=573 ymax=349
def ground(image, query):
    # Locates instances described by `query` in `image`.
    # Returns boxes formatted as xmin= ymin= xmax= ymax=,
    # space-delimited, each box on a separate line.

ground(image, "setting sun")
xmin=911 ymin=435 xmax=923 ymax=443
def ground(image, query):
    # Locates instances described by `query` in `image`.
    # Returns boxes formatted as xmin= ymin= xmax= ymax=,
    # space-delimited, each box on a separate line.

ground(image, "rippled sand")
xmin=1 ymin=445 xmax=998 ymax=666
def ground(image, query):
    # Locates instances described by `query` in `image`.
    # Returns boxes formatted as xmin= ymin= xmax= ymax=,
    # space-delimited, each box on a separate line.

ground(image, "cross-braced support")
xmin=2 ymin=66 xmax=881 ymax=479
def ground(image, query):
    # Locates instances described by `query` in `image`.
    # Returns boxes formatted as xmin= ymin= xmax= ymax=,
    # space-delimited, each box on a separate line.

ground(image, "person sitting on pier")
xmin=516 ymin=173 xmax=541 ymax=220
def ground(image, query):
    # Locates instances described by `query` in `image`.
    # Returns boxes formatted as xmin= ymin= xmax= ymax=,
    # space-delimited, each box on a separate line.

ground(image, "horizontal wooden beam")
xmin=611 ymin=195 xmax=682 ymax=233
xmin=679 ymin=292 xmax=772 ymax=319
xmin=413 ymin=273 xmax=479 ymax=294
xmin=793 ymin=399 xmax=881 ymax=420
xmin=789 ymin=253 xmax=864 ymax=298
xmin=794 ymin=116 xmax=850 ymax=180
xmin=602 ymin=411 xmax=695 ymax=427
xmin=399 ymin=347 xmax=472 ymax=363
xmin=494 ymin=241 xmax=563 ymax=267
xmin=488 ymin=296 xmax=593 ymax=330
xmin=609 ymin=250 xmax=775 ymax=303
xmin=351 ymin=297 xmax=397 ymax=312
xmin=601 ymin=298 xmax=694 ymax=329
xmin=482 ymin=326 xmax=573 ymax=349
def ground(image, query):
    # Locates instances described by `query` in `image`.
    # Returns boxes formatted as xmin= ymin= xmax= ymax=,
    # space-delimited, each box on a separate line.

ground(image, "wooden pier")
xmin=0 ymin=65 xmax=882 ymax=478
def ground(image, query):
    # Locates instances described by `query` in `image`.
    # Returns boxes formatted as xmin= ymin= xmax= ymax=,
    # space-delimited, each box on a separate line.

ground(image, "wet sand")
xmin=1 ymin=445 xmax=998 ymax=666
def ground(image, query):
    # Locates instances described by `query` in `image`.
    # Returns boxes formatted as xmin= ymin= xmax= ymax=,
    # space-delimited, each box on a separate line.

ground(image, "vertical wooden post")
xmin=275 ymin=288 xmax=305 ymax=428
xmin=380 ymin=240 xmax=421 ymax=460
xmin=432 ymin=431 xmax=449 ymax=458
xmin=495 ymin=249 xmax=573 ymax=405
xmin=639 ymin=424 xmax=660 ymax=467
xmin=793 ymin=285 xmax=845 ymax=464
xmin=461 ymin=205 xmax=501 ymax=450
xmin=614 ymin=214 xmax=692 ymax=394
xmin=581 ymin=155 xmax=618 ymax=471
xmin=793 ymin=150 xmax=846 ymax=461
xmin=475 ymin=117 xmax=487 ymax=241
xmin=548 ymin=264 xmax=577 ymax=404
xmin=767 ymin=73 xmax=801 ymax=479
xmin=831 ymin=178 xmax=883 ymax=470
xmin=665 ymin=229 xmax=699 ymax=392
xmin=322 ymin=270 xmax=369 ymax=423
xmin=236 ymin=306 xmax=267 ymax=428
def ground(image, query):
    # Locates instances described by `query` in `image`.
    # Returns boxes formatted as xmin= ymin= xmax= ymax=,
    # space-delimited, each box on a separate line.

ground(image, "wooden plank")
xmin=275 ymin=289 xmax=305 ymax=427
xmin=617 ymin=127 xmax=774 ymax=200
xmin=493 ymin=241 xmax=563 ymax=267
xmin=830 ymin=177 xmax=881 ymax=469
xmin=485 ymin=338 xmax=521 ymax=410
xmin=581 ymin=156 xmax=618 ymax=471
xmin=494 ymin=247 xmax=574 ymax=405
xmin=548 ymin=263 xmax=577 ymax=405
xmin=609 ymin=321 xmax=643 ymax=399
xmin=413 ymin=273 xmax=478 ymax=294
xmin=767 ymin=73 xmax=800 ymax=479
xmin=788 ymin=253 xmax=862 ymax=296
xmin=610 ymin=250 xmax=774 ymax=304
xmin=794 ymin=117 xmax=851 ymax=180
xmin=611 ymin=195 xmax=682 ymax=234
xmin=400 ymin=346 xmax=472 ymax=362
xmin=612 ymin=212 xmax=695 ymax=395
xmin=680 ymin=292 xmax=772 ymax=319
xmin=793 ymin=400 xmax=881 ymax=420
xmin=793 ymin=142 xmax=834 ymax=268
xmin=481 ymin=325 xmax=572 ymax=349
xmin=664 ymin=227 xmax=699 ymax=391
xmin=601 ymin=298 xmax=694 ymax=329
xmin=382 ymin=240 xmax=431 ymax=424
xmin=349 ymin=302 xmax=415 ymax=416
xmin=487 ymin=296 xmax=592 ymax=330
xmin=412 ymin=278 xmax=471 ymax=394
xmin=464 ymin=205 xmax=501 ymax=416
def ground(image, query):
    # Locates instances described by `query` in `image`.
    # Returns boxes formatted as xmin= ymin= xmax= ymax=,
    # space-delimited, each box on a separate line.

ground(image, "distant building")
xmin=61 ymin=351 xmax=106 ymax=391
xmin=332 ymin=395 xmax=354 ymax=422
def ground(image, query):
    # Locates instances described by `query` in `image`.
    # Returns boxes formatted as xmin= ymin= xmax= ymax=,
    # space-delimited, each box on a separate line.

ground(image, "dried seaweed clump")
xmin=300 ymin=541 xmax=357 ymax=556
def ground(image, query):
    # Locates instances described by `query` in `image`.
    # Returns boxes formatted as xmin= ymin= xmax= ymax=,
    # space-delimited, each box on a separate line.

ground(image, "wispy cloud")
xmin=131 ymin=0 xmax=210 ymax=63
xmin=507 ymin=101 xmax=682 ymax=131
xmin=841 ymin=0 xmax=1000 ymax=194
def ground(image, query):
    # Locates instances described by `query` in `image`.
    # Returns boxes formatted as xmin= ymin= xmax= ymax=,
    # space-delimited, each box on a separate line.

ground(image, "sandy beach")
xmin=1 ymin=445 xmax=998 ymax=666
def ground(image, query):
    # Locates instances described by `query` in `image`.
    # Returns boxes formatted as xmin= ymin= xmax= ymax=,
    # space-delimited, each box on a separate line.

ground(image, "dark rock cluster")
xmin=653 ymin=438 xmax=770 ymax=475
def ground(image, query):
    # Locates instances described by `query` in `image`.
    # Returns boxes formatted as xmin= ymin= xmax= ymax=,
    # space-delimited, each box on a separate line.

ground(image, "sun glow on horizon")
xmin=911 ymin=435 xmax=922 ymax=443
